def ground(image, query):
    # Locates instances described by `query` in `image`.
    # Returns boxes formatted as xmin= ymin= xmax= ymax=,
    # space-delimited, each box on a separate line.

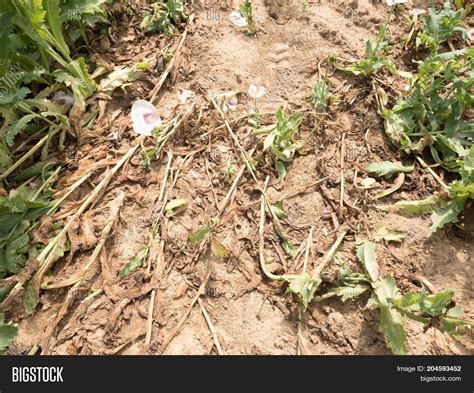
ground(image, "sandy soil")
xmin=8 ymin=0 xmax=473 ymax=355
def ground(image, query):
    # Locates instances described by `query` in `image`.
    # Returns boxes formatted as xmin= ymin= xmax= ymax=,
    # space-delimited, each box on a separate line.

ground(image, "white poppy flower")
xmin=386 ymin=0 xmax=407 ymax=6
xmin=468 ymin=29 xmax=474 ymax=41
xmin=229 ymin=10 xmax=248 ymax=27
xmin=130 ymin=99 xmax=162 ymax=136
xmin=177 ymin=88 xmax=194 ymax=104
xmin=248 ymin=84 xmax=266 ymax=99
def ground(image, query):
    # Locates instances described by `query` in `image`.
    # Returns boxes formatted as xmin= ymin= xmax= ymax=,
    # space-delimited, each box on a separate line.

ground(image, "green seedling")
xmin=239 ymin=0 xmax=257 ymax=35
xmin=254 ymin=107 xmax=303 ymax=180
xmin=416 ymin=2 xmax=468 ymax=51
xmin=140 ymin=0 xmax=187 ymax=36
xmin=307 ymin=79 xmax=333 ymax=112
xmin=342 ymin=18 xmax=397 ymax=77
xmin=188 ymin=222 xmax=230 ymax=259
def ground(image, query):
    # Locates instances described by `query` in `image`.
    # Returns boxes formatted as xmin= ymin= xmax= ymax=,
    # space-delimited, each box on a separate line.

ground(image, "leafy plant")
xmin=416 ymin=2 xmax=468 ymax=51
xmin=188 ymin=222 xmax=230 ymax=259
xmin=0 ymin=168 xmax=60 ymax=279
xmin=0 ymin=313 xmax=18 ymax=355
xmin=322 ymin=241 xmax=472 ymax=354
xmin=238 ymin=0 xmax=256 ymax=35
xmin=140 ymin=0 xmax=187 ymax=36
xmin=342 ymin=20 xmax=396 ymax=77
xmin=307 ymin=78 xmax=333 ymax=112
xmin=380 ymin=3 xmax=473 ymax=233
xmin=254 ymin=108 xmax=303 ymax=180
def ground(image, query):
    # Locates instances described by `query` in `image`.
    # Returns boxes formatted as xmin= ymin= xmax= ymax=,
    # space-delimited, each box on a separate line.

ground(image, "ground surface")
xmin=11 ymin=0 xmax=473 ymax=355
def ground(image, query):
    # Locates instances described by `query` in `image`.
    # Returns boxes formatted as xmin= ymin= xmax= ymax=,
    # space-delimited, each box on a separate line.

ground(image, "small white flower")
xmin=247 ymin=84 xmax=266 ymax=99
xmin=386 ymin=0 xmax=407 ymax=6
xmin=130 ymin=99 xmax=162 ymax=136
xmin=228 ymin=95 xmax=239 ymax=110
xmin=468 ymin=29 xmax=474 ymax=41
xmin=229 ymin=10 xmax=248 ymax=27
xmin=177 ymin=88 xmax=194 ymax=104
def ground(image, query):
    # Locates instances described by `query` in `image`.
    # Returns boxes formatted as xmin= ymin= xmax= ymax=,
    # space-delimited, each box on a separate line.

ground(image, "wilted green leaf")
xmin=356 ymin=241 xmax=379 ymax=283
xmin=394 ymin=196 xmax=440 ymax=217
xmin=0 ymin=313 xmax=18 ymax=355
xmin=120 ymin=245 xmax=149 ymax=279
xmin=23 ymin=283 xmax=39 ymax=315
xmin=429 ymin=199 xmax=466 ymax=234
xmin=210 ymin=235 xmax=230 ymax=259
xmin=165 ymin=198 xmax=186 ymax=217
xmin=286 ymin=273 xmax=321 ymax=311
xmin=324 ymin=285 xmax=370 ymax=302
xmin=374 ymin=226 xmax=405 ymax=243
xmin=98 ymin=60 xmax=152 ymax=94
xmin=366 ymin=161 xmax=414 ymax=179
xmin=188 ymin=224 xmax=210 ymax=246
xmin=379 ymin=306 xmax=408 ymax=355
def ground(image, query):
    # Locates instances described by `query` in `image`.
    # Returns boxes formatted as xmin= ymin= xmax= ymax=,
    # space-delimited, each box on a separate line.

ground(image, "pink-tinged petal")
xmin=248 ymin=84 xmax=258 ymax=98
xmin=228 ymin=95 xmax=238 ymax=110
xmin=229 ymin=10 xmax=248 ymax=27
xmin=256 ymin=86 xmax=266 ymax=98
xmin=131 ymin=99 xmax=162 ymax=136
xmin=468 ymin=29 xmax=474 ymax=41
xmin=248 ymin=84 xmax=266 ymax=99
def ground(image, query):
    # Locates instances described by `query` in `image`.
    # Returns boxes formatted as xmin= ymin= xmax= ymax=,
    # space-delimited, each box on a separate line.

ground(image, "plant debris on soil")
xmin=0 ymin=0 xmax=473 ymax=356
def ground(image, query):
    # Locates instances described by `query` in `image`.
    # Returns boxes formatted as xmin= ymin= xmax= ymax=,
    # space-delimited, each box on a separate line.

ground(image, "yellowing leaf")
xmin=374 ymin=226 xmax=405 ymax=243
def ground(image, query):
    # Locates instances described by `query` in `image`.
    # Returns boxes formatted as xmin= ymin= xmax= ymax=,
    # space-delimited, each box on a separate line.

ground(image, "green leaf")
xmin=396 ymin=292 xmax=423 ymax=313
xmin=5 ymin=233 xmax=29 ymax=273
xmin=6 ymin=114 xmax=40 ymax=146
xmin=421 ymin=290 xmax=455 ymax=317
xmin=188 ymin=224 xmax=210 ymax=245
xmin=286 ymin=273 xmax=321 ymax=311
xmin=379 ymin=306 xmax=408 ymax=355
xmin=275 ymin=160 xmax=287 ymax=181
xmin=165 ymin=199 xmax=186 ymax=217
xmin=375 ymin=276 xmax=401 ymax=305
xmin=394 ymin=196 xmax=440 ymax=217
xmin=23 ymin=283 xmax=39 ymax=315
xmin=324 ymin=285 xmax=370 ymax=302
xmin=210 ymin=235 xmax=230 ymax=259
xmin=374 ymin=226 xmax=405 ymax=243
xmin=366 ymin=161 xmax=414 ymax=179
xmin=44 ymin=0 xmax=70 ymax=57
xmin=356 ymin=241 xmax=379 ymax=283
xmin=0 ymin=314 xmax=18 ymax=355
xmin=270 ymin=203 xmax=287 ymax=219
xmin=119 ymin=245 xmax=149 ymax=279
xmin=98 ymin=59 xmax=152 ymax=94
xmin=441 ymin=307 xmax=473 ymax=334
xmin=429 ymin=199 xmax=466 ymax=234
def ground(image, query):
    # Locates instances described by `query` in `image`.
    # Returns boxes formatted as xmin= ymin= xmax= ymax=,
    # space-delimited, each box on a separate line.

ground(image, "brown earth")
xmin=9 ymin=0 xmax=473 ymax=355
